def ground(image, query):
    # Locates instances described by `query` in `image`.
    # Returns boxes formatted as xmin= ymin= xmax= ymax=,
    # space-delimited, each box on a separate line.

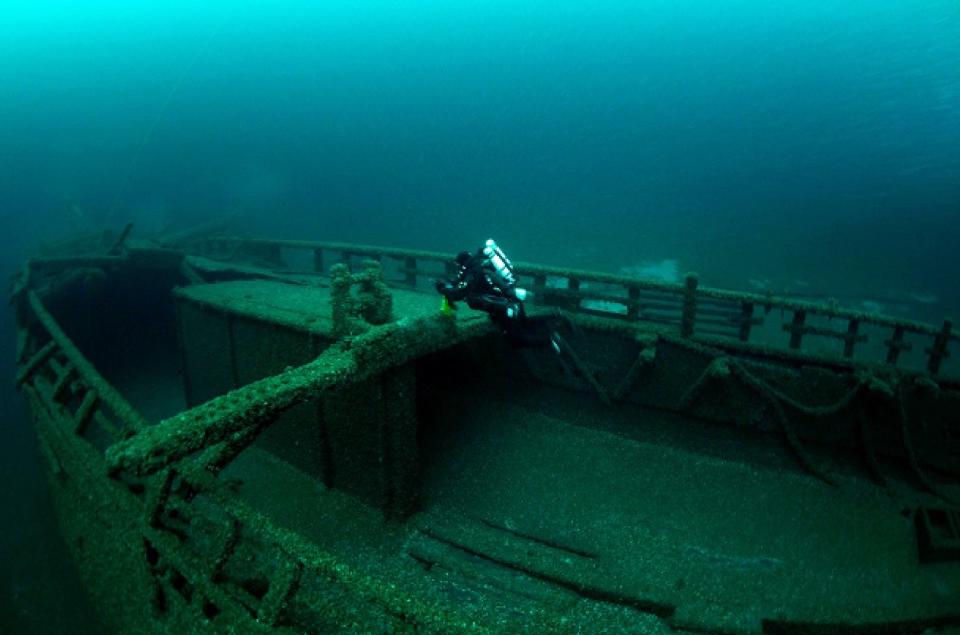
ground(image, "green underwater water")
xmin=2 ymin=1 xmax=960 ymax=632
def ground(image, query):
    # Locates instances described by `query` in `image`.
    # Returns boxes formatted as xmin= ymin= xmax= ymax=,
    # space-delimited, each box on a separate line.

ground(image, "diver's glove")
xmin=434 ymin=279 xmax=454 ymax=295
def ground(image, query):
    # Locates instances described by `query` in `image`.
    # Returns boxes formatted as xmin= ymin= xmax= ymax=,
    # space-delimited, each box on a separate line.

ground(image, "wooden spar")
xmin=106 ymin=315 xmax=494 ymax=477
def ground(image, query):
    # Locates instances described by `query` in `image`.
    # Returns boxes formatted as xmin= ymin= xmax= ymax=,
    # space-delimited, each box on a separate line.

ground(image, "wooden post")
xmin=532 ymin=274 xmax=547 ymax=306
xmin=627 ymin=285 xmax=641 ymax=321
xmin=258 ymin=560 xmax=303 ymax=627
xmin=533 ymin=274 xmax=546 ymax=292
xmin=843 ymin=319 xmax=860 ymax=358
xmin=15 ymin=341 xmax=57 ymax=387
xmin=52 ymin=362 xmax=76 ymax=402
xmin=680 ymin=274 xmax=698 ymax=337
xmin=738 ymin=302 xmax=754 ymax=342
xmin=885 ymin=325 xmax=908 ymax=365
xmin=74 ymin=389 xmax=100 ymax=435
xmin=313 ymin=248 xmax=324 ymax=273
xmin=926 ymin=319 xmax=953 ymax=374
xmin=789 ymin=310 xmax=806 ymax=350
xmin=405 ymin=256 xmax=418 ymax=287
xmin=567 ymin=278 xmax=581 ymax=312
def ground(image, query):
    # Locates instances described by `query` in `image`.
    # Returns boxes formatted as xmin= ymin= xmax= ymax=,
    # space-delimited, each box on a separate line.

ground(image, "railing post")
xmin=405 ymin=256 xmax=418 ymax=287
xmin=313 ymin=248 xmax=324 ymax=273
xmin=788 ymin=310 xmax=806 ymax=350
xmin=532 ymin=274 xmax=546 ymax=291
xmin=566 ymin=277 xmax=581 ymax=312
xmin=74 ymin=389 xmax=99 ymax=435
xmin=927 ymin=319 xmax=953 ymax=374
xmin=627 ymin=285 xmax=641 ymax=321
xmin=680 ymin=274 xmax=698 ymax=337
xmin=738 ymin=302 xmax=754 ymax=342
xmin=15 ymin=341 xmax=57 ymax=386
xmin=843 ymin=319 xmax=860 ymax=358
xmin=885 ymin=325 xmax=909 ymax=365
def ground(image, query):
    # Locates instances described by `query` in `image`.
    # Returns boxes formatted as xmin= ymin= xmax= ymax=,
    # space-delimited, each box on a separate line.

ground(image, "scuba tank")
xmin=482 ymin=239 xmax=517 ymax=289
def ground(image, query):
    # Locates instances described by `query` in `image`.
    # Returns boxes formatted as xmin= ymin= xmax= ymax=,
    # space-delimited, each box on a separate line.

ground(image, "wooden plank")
xmin=417 ymin=509 xmax=674 ymax=617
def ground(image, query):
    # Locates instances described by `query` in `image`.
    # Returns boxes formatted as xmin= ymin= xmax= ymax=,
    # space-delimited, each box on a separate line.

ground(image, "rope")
xmin=553 ymin=331 xmax=611 ymax=405
xmin=730 ymin=361 xmax=839 ymax=487
xmin=897 ymin=384 xmax=959 ymax=506
xmin=672 ymin=336 xmax=845 ymax=485
xmin=746 ymin=370 xmax=864 ymax=418
xmin=677 ymin=357 xmax=729 ymax=410
xmin=856 ymin=405 xmax=890 ymax=491
xmin=664 ymin=332 xmax=895 ymax=485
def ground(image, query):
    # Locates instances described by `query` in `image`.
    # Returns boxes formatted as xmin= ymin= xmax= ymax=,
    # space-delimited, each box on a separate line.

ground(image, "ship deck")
xmin=221 ymin=373 xmax=960 ymax=634
xmin=174 ymin=276 xmax=453 ymax=338
xmin=14 ymin=238 xmax=960 ymax=633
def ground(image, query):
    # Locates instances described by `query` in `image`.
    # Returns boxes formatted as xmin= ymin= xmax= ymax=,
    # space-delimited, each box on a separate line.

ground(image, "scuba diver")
xmin=435 ymin=239 xmax=611 ymax=404
xmin=434 ymin=239 xmax=566 ymax=352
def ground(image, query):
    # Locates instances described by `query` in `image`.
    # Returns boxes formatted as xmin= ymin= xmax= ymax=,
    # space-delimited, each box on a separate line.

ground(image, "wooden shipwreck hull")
xmin=11 ymin=229 xmax=960 ymax=634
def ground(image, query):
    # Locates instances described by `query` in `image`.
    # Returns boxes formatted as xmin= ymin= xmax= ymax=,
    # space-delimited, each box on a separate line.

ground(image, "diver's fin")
xmin=440 ymin=296 xmax=457 ymax=316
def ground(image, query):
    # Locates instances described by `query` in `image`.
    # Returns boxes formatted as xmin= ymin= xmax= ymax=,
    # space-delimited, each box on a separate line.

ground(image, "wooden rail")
xmin=193 ymin=237 xmax=956 ymax=376
xmin=20 ymin=291 xmax=150 ymax=439
xmin=106 ymin=313 xmax=493 ymax=477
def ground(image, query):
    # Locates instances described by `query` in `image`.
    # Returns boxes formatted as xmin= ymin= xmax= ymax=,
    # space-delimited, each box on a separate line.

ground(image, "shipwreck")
xmin=10 ymin=223 xmax=960 ymax=634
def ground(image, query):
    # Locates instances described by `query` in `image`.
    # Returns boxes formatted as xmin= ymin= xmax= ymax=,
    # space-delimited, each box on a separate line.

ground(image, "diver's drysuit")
xmin=435 ymin=239 xmax=563 ymax=350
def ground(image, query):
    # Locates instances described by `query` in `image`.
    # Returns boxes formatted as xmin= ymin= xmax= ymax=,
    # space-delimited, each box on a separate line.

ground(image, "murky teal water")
xmin=1 ymin=2 xmax=958 ymax=632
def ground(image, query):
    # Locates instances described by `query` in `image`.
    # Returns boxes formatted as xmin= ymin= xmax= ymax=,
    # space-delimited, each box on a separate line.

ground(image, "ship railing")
xmin=100 ymin=308 xmax=496 ymax=628
xmin=15 ymin=291 xmax=150 ymax=461
xmin=188 ymin=236 xmax=956 ymax=378
xmin=13 ymin=292 xmax=468 ymax=630
xmin=137 ymin=464 xmax=481 ymax=631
